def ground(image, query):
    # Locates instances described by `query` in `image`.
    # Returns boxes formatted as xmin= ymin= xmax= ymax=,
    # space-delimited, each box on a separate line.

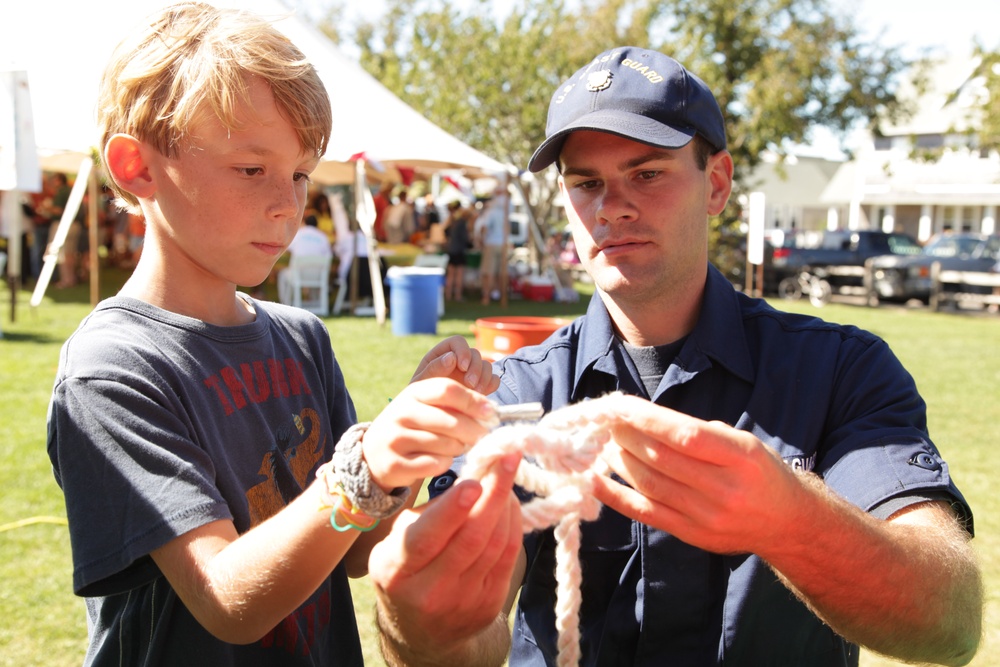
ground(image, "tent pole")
xmin=353 ymin=159 xmax=386 ymax=324
xmin=499 ymin=172 xmax=510 ymax=308
xmin=30 ymin=157 xmax=92 ymax=307
xmin=89 ymin=167 xmax=99 ymax=305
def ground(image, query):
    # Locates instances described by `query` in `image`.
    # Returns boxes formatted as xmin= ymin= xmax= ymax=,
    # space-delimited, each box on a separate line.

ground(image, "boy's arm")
xmin=151 ymin=480 xmax=364 ymax=644
xmin=152 ymin=378 xmax=496 ymax=645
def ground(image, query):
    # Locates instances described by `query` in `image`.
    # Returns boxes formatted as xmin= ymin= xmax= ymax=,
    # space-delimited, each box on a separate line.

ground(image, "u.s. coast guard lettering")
xmin=784 ymin=452 xmax=817 ymax=473
xmin=620 ymin=57 xmax=665 ymax=83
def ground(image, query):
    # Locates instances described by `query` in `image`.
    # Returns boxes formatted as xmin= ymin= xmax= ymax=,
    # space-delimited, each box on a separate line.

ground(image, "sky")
xmin=849 ymin=0 xmax=998 ymax=58
xmin=310 ymin=0 xmax=999 ymax=60
xmin=300 ymin=0 xmax=998 ymax=159
xmin=807 ymin=0 xmax=998 ymax=156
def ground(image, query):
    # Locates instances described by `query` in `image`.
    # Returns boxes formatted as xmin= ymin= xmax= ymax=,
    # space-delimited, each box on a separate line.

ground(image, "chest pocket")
xmin=580 ymin=505 xmax=636 ymax=552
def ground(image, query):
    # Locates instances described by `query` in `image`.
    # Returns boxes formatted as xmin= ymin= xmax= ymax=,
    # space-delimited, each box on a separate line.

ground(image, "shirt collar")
xmin=572 ymin=265 xmax=756 ymax=397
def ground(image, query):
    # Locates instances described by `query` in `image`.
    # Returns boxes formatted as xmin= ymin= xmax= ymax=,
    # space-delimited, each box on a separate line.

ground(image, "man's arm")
xmin=762 ymin=489 xmax=981 ymax=666
xmin=592 ymin=394 xmax=982 ymax=667
xmin=370 ymin=458 xmax=525 ymax=667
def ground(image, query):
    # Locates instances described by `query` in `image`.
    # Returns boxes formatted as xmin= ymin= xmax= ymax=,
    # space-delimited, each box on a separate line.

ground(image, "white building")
xmin=819 ymin=55 xmax=999 ymax=241
xmin=742 ymin=153 xmax=847 ymax=233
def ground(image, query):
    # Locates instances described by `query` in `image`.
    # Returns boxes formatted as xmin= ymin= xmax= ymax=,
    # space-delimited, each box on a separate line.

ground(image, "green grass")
xmin=1 ymin=273 xmax=997 ymax=666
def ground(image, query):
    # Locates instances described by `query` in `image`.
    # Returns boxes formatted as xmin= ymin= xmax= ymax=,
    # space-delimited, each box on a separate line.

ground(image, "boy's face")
xmin=142 ymin=77 xmax=319 ymax=292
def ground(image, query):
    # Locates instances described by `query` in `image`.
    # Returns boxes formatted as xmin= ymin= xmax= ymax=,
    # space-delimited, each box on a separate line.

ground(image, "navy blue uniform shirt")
xmin=432 ymin=266 xmax=972 ymax=667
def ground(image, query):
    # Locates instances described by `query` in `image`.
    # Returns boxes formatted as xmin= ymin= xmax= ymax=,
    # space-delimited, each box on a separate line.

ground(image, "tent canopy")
xmin=0 ymin=0 xmax=506 ymax=184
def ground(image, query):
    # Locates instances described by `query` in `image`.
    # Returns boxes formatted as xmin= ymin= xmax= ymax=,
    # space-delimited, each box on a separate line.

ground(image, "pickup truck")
xmin=772 ymin=230 xmax=922 ymax=302
xmin=866 ymin=233 xmax=1000 ymax=305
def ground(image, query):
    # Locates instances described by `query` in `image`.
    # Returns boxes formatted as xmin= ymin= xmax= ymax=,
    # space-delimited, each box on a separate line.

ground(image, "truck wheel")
xmin=809 ymin=279 xmax=832 ymax=307
xmin=778 ymin=277 xmax=803 ymax=300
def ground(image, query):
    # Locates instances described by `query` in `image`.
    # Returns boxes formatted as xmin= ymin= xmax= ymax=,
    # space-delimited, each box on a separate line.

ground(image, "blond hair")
xmin=98 ymin=2 xmax=332 ymax=210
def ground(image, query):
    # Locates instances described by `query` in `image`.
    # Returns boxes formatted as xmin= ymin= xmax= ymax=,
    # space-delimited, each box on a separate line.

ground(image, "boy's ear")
xmin=104 ymin=134 xmax=155 ymax=199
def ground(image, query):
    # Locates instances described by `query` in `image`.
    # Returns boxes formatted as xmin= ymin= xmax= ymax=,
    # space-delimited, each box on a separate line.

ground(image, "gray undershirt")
xmin=622 ymin=338 xmax=686 ymax=398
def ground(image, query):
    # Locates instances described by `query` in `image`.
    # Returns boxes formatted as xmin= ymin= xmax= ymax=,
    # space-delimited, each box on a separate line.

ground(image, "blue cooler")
xmin=387 ymin=266 xmax=445 ymax=335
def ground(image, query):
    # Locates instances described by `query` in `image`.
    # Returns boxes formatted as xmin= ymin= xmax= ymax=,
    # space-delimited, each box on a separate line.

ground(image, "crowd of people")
xmin=268 ymin=182 xmax=509 ymax=307
xmin=14 ymin=151 xmax=514 ymax=309
xmin=42 ymin=4 xmax=981 ymax=667
xmin=15 ymin=173 xmax=146 ymax=289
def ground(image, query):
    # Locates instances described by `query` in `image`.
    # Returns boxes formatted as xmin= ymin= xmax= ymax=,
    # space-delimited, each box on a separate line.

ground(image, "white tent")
xmin=1 ymin=0 xmax=508 ymax=317
xmin=0 ymin=0 xmax=507 ymax=183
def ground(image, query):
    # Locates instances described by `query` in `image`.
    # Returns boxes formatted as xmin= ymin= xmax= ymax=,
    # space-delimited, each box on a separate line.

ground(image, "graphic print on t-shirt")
xmin=202 ymin=356 xmax=328 ymax=527
xmin=245 ymin=407 xmax=327 ymax=526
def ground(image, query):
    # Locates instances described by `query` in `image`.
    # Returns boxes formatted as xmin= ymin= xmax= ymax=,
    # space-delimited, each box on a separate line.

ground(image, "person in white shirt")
xmin=287 ymin=214 xmax=333 ymax=258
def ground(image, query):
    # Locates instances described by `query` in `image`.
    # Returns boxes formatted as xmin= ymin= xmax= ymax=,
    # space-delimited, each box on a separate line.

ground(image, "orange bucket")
xmin=473 ymin=316 xmax=572 ymax=362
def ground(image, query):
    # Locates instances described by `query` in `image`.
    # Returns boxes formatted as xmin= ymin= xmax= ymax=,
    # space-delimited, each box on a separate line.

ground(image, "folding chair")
xmin=278 ymin=254 xmax=333 ymax=316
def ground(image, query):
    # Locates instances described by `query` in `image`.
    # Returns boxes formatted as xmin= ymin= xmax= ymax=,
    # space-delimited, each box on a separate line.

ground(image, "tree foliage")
xmin=975 ymin=47 xmax=1000 ymax=154
xmin=308 ymin=0 xmax=916 ymax=233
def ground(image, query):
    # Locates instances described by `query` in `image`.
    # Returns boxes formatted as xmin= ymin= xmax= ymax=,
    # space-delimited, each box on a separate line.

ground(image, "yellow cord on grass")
xmin=0 ymin=516 xmax=68 ymax=533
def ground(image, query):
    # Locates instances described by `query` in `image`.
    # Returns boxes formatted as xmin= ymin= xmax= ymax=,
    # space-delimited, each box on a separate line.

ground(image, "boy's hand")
xmin=411 ymin=335 xmax=499 ymax=395
xmin=363 ymin=378 xmax=497 ymax=491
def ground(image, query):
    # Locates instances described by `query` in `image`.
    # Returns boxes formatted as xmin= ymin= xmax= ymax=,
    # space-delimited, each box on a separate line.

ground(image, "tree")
xmin=975 ymin=46 xmax=1000 ymax=154
xmin=306 ymin=0 xmax=914 ymax=237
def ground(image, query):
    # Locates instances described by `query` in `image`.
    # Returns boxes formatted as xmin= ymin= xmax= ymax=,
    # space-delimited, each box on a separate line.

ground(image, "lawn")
xmin=1 ymin=272 xmax=996 ymax=666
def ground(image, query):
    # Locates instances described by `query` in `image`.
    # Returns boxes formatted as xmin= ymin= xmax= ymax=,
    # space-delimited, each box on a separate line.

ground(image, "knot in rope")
xmin=459 ymin=392 xmax=625 ymax=667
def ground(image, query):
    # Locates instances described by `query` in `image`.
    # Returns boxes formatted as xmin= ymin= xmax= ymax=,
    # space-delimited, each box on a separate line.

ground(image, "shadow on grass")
xmin=0 ymin=330 xmax=66 ymax=344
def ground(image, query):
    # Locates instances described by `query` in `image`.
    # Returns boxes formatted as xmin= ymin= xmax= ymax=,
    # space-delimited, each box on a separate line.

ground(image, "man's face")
xmin=558 ymin=131 xmax=731 ymax=308
xmin=143 ymin=77 xmax=319 ymax=292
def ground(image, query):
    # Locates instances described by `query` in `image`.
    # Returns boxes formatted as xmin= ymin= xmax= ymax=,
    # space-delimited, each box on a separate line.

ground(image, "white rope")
xmin=460 ymin=392 xmax=625 ymax=667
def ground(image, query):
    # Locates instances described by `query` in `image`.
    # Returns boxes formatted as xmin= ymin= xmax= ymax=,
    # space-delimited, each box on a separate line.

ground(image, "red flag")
xmin=397 ymin=166 xmax=416 ymax=186
xmin=348 ymin=152 xmax=386 ymax=173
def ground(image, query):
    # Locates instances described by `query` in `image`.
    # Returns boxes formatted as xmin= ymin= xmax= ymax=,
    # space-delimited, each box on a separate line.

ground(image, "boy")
xmin=47 ymin=4 xmax=500 ymax=665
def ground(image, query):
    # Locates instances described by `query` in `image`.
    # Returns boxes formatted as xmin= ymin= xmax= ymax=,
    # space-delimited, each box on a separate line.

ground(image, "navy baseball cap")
xmin=528 ymin=46 xmax=727 ymax=172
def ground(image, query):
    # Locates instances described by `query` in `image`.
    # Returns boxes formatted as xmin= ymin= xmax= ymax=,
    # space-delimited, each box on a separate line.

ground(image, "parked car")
xmin=865 ymin=233 xmax=1000 ymax=304
xmin=772 ymin=230 xmax=923 ymax=302
xmin=719 ymin=228 xmax=817 ymax=295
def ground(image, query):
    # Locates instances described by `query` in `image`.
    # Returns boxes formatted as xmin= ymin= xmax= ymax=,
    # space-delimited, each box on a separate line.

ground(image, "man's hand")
xmin=411 ymin=335 xmax=499 ymax=395
xmin=370 ymin=454 xmax=524 ymax=666
xmin=591 ymin=394 xmax=794 ymax=555
xmin=591 ymin=395 xmax=982 ymax=666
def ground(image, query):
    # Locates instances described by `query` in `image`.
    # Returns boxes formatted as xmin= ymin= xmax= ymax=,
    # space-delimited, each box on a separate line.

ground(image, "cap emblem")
xmin=586 ymin=70 xmax=613 ymax=92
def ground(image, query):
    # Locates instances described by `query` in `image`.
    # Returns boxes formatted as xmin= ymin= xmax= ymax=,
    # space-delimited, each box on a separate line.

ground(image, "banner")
xmin=0 ymin=70 xmax=42 ymax=194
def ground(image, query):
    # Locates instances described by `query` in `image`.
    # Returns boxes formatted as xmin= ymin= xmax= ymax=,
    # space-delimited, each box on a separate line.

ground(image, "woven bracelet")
xmin=330 ymin=422 xmax=411 ymax=520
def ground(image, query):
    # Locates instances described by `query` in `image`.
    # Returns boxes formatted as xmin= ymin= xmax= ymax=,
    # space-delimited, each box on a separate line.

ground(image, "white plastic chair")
xmin=278 ymin=254 xmax=333 ymax=316
xmin=413 ymin=253 xmax=450 ymax=316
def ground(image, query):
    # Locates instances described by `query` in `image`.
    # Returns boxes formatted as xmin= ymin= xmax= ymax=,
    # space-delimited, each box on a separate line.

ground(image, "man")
xmin=385 ymin=191 xmax=416 ymax=244
xmin=474 ymin=189 xmax=507 ymax=304
xmin=369 ymin=46 xmax=982 ymax=667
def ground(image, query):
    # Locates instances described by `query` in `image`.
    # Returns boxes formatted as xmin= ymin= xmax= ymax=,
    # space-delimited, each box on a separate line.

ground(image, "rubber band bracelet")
xmin=316 ymin=470 xmax=381 ymax=532
xmin=330 ymin=503 xmax=380 ymax=532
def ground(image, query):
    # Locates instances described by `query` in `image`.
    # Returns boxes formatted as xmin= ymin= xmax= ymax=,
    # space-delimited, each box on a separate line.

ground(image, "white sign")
xmin=747 ymin=191 xmax=765 ymax=266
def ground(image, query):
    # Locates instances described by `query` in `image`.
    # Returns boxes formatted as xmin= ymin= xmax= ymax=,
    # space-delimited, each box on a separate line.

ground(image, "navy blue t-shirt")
xmin=432 ymin=266 xmax=972 ymax=667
